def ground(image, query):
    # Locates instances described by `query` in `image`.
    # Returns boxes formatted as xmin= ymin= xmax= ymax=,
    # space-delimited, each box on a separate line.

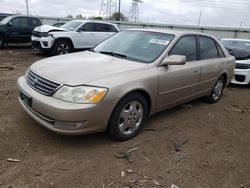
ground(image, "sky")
xmin=0 ymin=0 xmax=250 ymax=28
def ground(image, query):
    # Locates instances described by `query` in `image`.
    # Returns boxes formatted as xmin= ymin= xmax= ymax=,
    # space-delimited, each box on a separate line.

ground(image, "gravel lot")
xmin=0 ymin=46 xmax=250 ymax=188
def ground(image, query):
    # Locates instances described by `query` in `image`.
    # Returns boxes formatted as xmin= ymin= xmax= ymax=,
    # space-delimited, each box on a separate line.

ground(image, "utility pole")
xmin=25 ymin=0 xmax=30 ymax=15
xmin=118 ymin=0 xmax=121 ymax=21
xmin=239 ymin=21 xmax=243 ymax=29
xmin=198 ymin=10 xmax=202 ymax=26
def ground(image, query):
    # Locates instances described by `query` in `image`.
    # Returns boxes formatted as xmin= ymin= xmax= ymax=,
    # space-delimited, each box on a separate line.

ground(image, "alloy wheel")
xmin=118 ymin=101 xmax=144 ymax=135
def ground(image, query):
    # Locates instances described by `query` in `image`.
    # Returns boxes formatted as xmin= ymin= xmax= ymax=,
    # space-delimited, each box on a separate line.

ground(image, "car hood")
xmin=30 ymin=51 xmax=147 ymax=86
xmin=226 ymin=47 xmax=250 ymax=60
xmin=34 ymin=24 xmax=68 ymax=33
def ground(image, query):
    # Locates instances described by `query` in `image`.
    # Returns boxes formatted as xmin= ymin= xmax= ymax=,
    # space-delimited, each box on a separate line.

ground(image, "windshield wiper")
xmin=99 ymin=51 xmax=127 ymax=58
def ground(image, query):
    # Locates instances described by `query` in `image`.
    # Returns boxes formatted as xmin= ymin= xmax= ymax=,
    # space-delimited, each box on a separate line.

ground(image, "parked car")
xmin=17 ymin=29 xmax=235 ymax=140
xmin=52 ymin=22 xmax=67 ymax=28
xmin=31 ymin=20 xmax=120 ymax=55
xmin=0 ymin=15 xmax=42 ymax=48
xmin=221 ymin=38 xmax=250 ymax=85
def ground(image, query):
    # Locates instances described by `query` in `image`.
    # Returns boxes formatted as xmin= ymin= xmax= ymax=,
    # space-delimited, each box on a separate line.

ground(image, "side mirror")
xmin=76 ymin=28 xmax=85 ymax=32
xmin=161 ymin=55 xmax=186 ymax=66
xmin=7 ymin=21 xmax=12 ymax=27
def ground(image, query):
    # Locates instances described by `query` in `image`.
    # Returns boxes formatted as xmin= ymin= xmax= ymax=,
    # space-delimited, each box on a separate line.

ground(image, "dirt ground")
xmin=0 ymin=46 xmax=250 ymax=188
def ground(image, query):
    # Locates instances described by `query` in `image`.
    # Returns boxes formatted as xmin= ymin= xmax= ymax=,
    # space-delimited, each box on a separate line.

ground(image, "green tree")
xmin=92 ymin=16 xmax=103 ymax=20
xmin=66 ymin=15 xmax=73 ymax=18
xmin=111 ymin=12 xmax=127 ymax=21
xmin=75 ymin=14 xmax=83 ymax=19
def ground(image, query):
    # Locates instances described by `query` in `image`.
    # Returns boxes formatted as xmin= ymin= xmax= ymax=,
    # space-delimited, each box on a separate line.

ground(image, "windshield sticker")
xmin=149 ymin=39 xmax=170 ymax=45
xmin=245 ymin=43 xmax=250 ymax=46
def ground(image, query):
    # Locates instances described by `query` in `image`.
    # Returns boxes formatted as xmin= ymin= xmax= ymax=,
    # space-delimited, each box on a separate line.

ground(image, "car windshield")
xmin=0 ymin=16 xmax=13 ymax=24
xmin=61 ymin=21 xmax=83 ymax=31
xmin=94 ymin=30 xmax=175 ymax=63
xmin=221 ymin=40 xmax=250 ymax=51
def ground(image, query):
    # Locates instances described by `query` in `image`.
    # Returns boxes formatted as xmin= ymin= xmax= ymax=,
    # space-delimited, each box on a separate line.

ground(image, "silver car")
xmin=17 ymin=29 xmax=235 ymax=140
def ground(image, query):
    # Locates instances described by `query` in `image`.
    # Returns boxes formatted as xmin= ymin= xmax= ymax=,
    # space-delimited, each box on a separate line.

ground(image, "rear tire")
xmin=107 ymin=93 xmax=148 ymax=141
xmin=53 ymin=40 xmax=73 ymax=55
xmin=204 ymin=76 xmax=225 ymax=103
xmin=0 ymin=36 xmax=5 ymax=49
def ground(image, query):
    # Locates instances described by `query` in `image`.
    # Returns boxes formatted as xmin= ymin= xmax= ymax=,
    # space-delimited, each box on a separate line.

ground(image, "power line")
xmin=158 ymin=0 xmax=250 ymax=10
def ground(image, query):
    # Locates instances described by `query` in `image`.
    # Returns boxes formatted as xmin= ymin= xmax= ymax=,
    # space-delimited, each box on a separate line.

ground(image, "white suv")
xmin=31 ymin=20 xmax=120 ymax=55
xmin=221 ymin=38 xmax=250 ymax=85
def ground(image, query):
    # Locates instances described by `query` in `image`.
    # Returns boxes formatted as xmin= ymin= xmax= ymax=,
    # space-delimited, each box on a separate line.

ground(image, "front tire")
xmin=0 ymin=36 xmax=5 ymax=49
xmin=204 ymin=76 xmax=225 ymax=103
xmin=53 ymin=40 xmax=73 ymax=55
xmin=107 ymin=93 xmax=148 ymax=141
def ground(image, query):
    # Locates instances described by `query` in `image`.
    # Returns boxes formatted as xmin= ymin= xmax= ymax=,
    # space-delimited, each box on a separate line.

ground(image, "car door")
xmin=72 ymin=22 xmax=97 ymax=48
xmin=157 ymin=35 xmax=201 ymax=110
xmin=7 ymin=17 xmax=30 ymax=43
xmin=196 ymin=36 xmax=224 ymax=93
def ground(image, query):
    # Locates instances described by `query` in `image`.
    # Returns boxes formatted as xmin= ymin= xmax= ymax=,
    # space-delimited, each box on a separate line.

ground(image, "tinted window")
xmin=170 ymin=36 xmax=197 ymax=61
xmin=11 ymin=18 xmax=28 ymax=27
xmin=28 ymin=18 xmax=40 ymax=27
xmin=199 ymin=36 xmax=218 ymax=59
xmin=95 ymin=23 xmax=107 ymax=32
xmin=107 ymin=24 xmax=118 ymax=32
xmin=81 ymin=23 xmax=96 ymax=32
xmin=216 ymin=43 xmax=225 ymax=58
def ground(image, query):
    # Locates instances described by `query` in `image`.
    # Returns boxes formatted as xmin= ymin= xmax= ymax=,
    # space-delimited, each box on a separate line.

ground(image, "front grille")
xmin=235 ymin=75 xmax=246 ymax=82
xmin=32 ymin=31 xmax=41 ymax=38
xmin=26 ymin=70 xmax=61 ymax=96
xmin=235 ymin=63 xmax=250 ymax=69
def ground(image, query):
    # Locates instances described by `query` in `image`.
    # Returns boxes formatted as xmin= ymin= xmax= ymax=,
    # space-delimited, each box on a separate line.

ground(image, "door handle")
xmin=194 ymin=69 xmax=200 ymax=73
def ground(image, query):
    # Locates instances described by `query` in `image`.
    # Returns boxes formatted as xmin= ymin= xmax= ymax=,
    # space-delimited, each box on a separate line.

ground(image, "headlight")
xmin=40 ymin=33 xmax=53 ymax=37
xmin=53 ymin=85 xmax=108 ymax=104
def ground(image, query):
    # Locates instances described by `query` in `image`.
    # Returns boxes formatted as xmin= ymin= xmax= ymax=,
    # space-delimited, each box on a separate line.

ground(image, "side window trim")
xmin=169 ymin=34 xmax=198 ymax=62
xmin=195 ymin=35 xmax=201 ymax=60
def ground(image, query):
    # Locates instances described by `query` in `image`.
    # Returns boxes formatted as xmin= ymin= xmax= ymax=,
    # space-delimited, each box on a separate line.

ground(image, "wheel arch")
xmin=221 ymin=72 xmax=228 ymax=86
xmin=113 ymin=89 xmax=152 ymax=117
xmin=53 ymin=37 xmax=74 ymax=49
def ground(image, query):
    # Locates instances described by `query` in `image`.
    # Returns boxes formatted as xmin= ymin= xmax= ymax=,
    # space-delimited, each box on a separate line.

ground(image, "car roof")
xmin=70 ymin=19 xmax=117 ymax=26
xmin=7 ymin=15 xmax=40 ymax=19
xmin=125 ymin=28 xmax=218 ymax=38
xmin=221 ymin=38 xmax=250 ymax=42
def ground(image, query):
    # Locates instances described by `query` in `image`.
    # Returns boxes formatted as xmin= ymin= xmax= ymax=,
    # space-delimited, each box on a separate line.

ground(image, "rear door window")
xmin=81 ymin=23 xmax=96 ymax=32
xmin=169 ymin=36 xmax=197 ymax=61
xmin=95 ymin=23 xmax=118 ymax=32
xmin=199 ymin=36 xmax=219 ymax=59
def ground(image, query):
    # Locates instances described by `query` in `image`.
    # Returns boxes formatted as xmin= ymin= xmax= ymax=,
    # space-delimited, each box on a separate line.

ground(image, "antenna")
xmin=129 ymin=0 xmax=143 ymax=22
xmin=99 ymin=0 xmax=117 ymax=19
xmin=25 ymin=0 xmax=30 ymax=15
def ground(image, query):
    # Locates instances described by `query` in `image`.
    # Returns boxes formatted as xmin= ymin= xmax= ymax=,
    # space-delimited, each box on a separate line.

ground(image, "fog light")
xmin=42 ymin=41 xmax=48 ymax=47
xmin=54 ymin=121 xmax=87 ymax=129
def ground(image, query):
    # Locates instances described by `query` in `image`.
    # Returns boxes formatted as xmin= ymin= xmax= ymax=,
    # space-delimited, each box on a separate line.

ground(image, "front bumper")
xmin=231 ymin=68 xmax=250 ymax=85
xmin=17 ymin=76 xmax=116 ymax=135
xmin=31 ymin=36 xmax=55 ymax=50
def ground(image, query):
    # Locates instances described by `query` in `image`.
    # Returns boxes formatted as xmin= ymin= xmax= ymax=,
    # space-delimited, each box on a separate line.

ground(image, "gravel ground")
xmin=0 ymin=47 xmax=250 ymax=188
